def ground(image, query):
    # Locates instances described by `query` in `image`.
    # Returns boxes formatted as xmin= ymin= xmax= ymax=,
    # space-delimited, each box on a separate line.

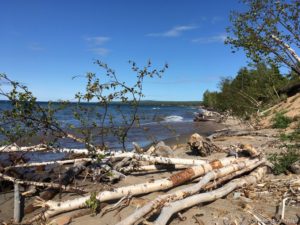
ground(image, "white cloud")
xmin=147 ymin=25 xmax=197 ymax=37
xmin=192 ymin=34 xmax=227 ymax=44
xmin=28 ymin=43 xmax=44 ymax=51
xmin=211 ymin=16 xmax=223 ymax=24
xmin=85 ymin=36 xmax=110 ymax=56
xmin=85 ymin=36 xmax=110 ymax=45
xmin=89 ymin=47 xmax=110 ymax=56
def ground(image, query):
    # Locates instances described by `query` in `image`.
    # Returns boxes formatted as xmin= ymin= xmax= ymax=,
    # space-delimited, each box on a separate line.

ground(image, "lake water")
xmin=0 ymin=101 xmax=214 ymax=150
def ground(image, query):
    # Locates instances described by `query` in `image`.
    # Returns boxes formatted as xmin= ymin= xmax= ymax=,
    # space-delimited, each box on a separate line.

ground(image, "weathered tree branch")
xmin=33 ymin=157 xmax=237 ymax=220
xmin=154 ymin=166 xmax=267 ymax=225
xmin=119 ymin=158 xmax=264 ymax=225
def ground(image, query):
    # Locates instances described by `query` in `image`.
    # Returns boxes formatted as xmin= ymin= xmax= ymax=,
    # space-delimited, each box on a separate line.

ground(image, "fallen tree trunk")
xmin=24 ymin=161 xmax=87 ymax=214
xmin=188 ymin=133 xmax=222 ymax=156
xmin=119 ymin=158 xmax=264 ymax=225
xmin=33 ymin=157 xmax=238 ymax=220
xmin=203 ymin=159 xmax=265 ymax=190
xmin=154 ymin=166 xmax=267 ymax=225
xmin=0 ymin=144 xmax=105 ymax=155
xmin=0 ymin=172 xmax=86 ymax=194
xmin=5 ymin=158 xmax=93 ymax=170
xmin=0 ymin=143 xmax=49 ymax=152
xmin=120 ymin=164 xmax=190 ymax=173
xmin=111 ymin=152 xmax=208 ymax=166
xmin=207 ymin=130 xmax=272 ymax=140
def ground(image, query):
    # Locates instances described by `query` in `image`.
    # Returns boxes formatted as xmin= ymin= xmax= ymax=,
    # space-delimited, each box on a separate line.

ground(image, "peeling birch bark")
xmin=203 ymin=159 xmax=265 ymax=190
xmin=36 ymin=157 xmax=237 ymax=220
xmin=154 ymin=166 xmax=267 ymax=225
xmin=119 ymin=158 xmax=264 ymax=225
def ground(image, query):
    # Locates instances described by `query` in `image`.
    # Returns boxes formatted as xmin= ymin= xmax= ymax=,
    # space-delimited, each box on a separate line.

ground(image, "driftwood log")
xmin=0 ymin=172 xmax=86 ymax=194
xmin=154 ymin=166 xmax=267 ymax=225
xmin=188 ymin=133 xmax=222 ymax=156
xmin=119 ymin=158 xmax=264 ymax=225
xmin=111 ymin=152 xmax=208 ymax=166
xmin=32 ymin=157 xmax=237 ymax=220
xmin=120 ymin=164 xmax=190 ymax=173
xmin=5 ymin=158 xmax=94 ymax=170
xmin=24 ymin=160 xmax=87 ymax=214
xmin=207 ymin=130 xmax=272 ymax=140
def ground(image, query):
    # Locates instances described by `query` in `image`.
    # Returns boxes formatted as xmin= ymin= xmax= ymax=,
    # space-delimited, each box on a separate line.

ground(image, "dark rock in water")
xmin=154 ymin=141 xmax=174 ymax=157
xmin=290 ymin=160 xmax=300 ymax=174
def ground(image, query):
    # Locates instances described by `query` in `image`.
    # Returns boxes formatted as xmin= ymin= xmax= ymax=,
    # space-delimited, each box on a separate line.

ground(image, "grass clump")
xmin=85 ymin=192 xmax=100 ymax=214
xmin=268 ymin=146 xmax=299 ymax=175
xmin=280 ymin=129 xmax=300 ymax=142
xmin=272 ymin=112 xmax=292 ymax=129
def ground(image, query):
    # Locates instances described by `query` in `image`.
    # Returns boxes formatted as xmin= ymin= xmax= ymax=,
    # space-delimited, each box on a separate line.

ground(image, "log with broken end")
xmin=33 ymin=157 xmax=238 ymax=220
xmin=154 ymin=166 xmax=268 ymax=225
xmin=5 ymin=157 xmax=94 ymax=170
xmin=0 ymin=172 xmax=86 ymax=194
xmin=119 ymin=158 xmax=265 ymax=225
xmin=111 ymin=152 xmax=208 ymax=166
xmin=24 ymin=161 xmax=87 ymax=215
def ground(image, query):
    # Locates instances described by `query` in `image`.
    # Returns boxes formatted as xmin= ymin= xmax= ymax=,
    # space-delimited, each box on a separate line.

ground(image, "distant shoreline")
xmin=0 ymin=100 xmax=203 ymax=107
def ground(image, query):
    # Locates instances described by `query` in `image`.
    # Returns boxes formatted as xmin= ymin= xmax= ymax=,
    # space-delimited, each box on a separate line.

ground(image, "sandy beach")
xmin=0 ymin=118 xmax=299 ymax=225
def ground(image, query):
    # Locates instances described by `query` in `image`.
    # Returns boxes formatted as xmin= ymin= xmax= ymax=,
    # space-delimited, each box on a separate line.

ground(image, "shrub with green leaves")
xmin=0 ymin=60 xmax=168 ymax=152
xmin=85 ymin=192 xmax=100 ymax=214
xmin=268 ymin=147 xmax=299 ymax=175
xmin=272 ymin=112 xmax=292 ymax=129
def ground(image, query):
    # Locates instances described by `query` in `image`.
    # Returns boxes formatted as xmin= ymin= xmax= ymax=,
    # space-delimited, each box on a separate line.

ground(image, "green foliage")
xmin=226 ymin=0 xmax=300 ymax=76
xmin=272 ymin=112 xmax=292 ymax=129
xmin=73 ymin=60 xmax=168 ymax=151
xmin=202 ymin=63 xmax=288 ymax=118
xmin=96 ymin=153 xmax=106 ymax=162
xmin=85 ymin=192 xmax=100 ymax=214
xmin=0 ymin=73 xmax=67 ymax=145
xmin=0 ymin=61 xmax=168 ymax=152
xmin=268 ymin=146 xmax=300 ymax=175
xmin=280 ymin=122 xmax=300 ymax=141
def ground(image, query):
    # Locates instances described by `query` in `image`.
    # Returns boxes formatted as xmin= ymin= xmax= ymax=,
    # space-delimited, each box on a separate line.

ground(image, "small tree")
xmin=0 ymin=74 xmax=68 ymax=145
xmin=0 ymin=60 xmax=168 ymax=152
xmin=73 ymin=60 xmax=168 ymax=151
xmin=226 ymin=0 xmax=300 ymax=76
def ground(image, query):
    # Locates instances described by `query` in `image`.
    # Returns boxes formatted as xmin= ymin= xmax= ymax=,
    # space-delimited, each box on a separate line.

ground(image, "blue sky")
xmin=0 ymin=0 xmax=248 ymax=101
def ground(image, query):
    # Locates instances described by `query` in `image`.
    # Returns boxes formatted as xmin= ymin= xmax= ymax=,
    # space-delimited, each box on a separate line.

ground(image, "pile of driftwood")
xmin=0 ymin=135 xmax=269 ymax=225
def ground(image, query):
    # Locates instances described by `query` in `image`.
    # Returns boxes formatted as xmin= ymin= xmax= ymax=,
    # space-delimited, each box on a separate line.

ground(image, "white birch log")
xmin=0 ymin=143 xmax=49 ymax=152
xmin=0 ymin=143 xmax=106 ymax=155
xmin=35 ymin=157 xmax=238 ymax=219
xmin=119 ymin=158 xmax=264 ymax=225
xmin=111 ymin=152 xmax=208 ymax=166
xmin=5 ymin=158 xmax=94 ymax=169
xmin=14 ymin=183 xmax=21 ymax=223
xmin=154 ymin=166 xmax=267 ymax=225
xmin=0 ymin=172 xmax=85 ymax=193
xmin=120 ymin=164 xmax=190 ymax=173
xmin=203 ymin=159 xmax=264 ymax=190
